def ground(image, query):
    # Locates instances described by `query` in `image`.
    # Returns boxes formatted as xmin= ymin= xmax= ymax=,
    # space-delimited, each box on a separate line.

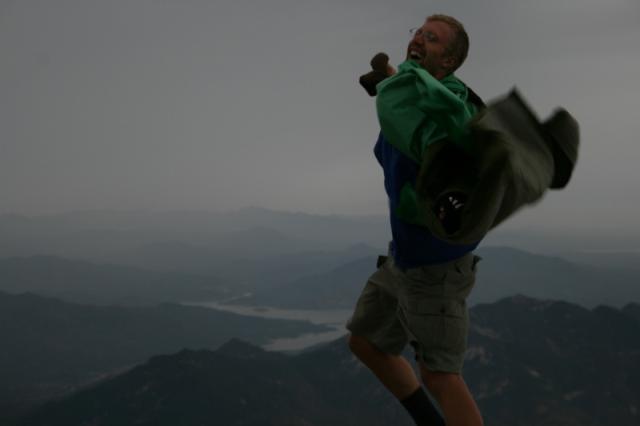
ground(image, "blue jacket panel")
xmin=374 ymin=131 xmax=479 ymax=269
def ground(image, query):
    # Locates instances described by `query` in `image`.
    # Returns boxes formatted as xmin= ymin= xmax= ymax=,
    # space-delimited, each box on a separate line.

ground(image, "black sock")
xmin=400 ymin=387 xmax=445 ymax=426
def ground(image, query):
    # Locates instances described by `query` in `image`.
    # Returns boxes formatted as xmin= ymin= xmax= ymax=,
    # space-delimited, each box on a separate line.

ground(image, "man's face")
xmin=406 ymin=19 xmax=455 ymax=79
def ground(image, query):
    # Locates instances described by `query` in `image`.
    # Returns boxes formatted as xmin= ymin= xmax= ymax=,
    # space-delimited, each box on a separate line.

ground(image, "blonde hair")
xmin=427 ymin=14 xmax=469 ymax=73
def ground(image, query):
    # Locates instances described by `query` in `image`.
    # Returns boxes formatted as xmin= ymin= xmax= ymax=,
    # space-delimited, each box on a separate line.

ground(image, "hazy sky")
xmin=1 ymin=0 xmax=639 ymax=230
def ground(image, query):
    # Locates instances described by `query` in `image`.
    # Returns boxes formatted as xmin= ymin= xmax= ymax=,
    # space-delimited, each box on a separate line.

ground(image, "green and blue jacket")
xmin=374 ymin=60 xmax=482 ymax=268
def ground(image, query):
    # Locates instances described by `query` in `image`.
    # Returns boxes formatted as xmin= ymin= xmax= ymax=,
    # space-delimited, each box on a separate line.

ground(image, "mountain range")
xmin=231 ymin=246 xmax=640 ymax=309
xmin=0 ymin=290 xmax=328 ymax=423
xmin=0 ymin=208 xmax=389 ymax=264
xmin=3 ymin=245 xmax=640 ymax=312
xmin=3 ymin=208 xmax=640 ymax=272
xmin=3 ymin=208 xmax=640 ymax=425
xmin=15 ymin=296 xmax=640 ymax=426
xmin=0 ymin=255 xmax=231 ymax=306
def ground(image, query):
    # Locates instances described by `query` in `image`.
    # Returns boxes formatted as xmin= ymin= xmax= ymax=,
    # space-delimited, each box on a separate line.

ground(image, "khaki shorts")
xmin=346 ymin=251 xmax=481 ymax=374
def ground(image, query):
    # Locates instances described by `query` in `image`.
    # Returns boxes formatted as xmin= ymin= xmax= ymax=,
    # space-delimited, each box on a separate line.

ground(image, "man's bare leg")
xmin=347 ymin=333 xmax=420 ymax=399
xmin=348 ymin=334 xmax=446 ymax=425
xmin=420 ymin=363 xmax=484 ymax=426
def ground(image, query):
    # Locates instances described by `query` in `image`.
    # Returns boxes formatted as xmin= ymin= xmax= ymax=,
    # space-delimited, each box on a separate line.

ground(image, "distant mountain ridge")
xmin=0 ymin=255 xmax=231 ymax=306
xmin=231 ymin=246 xmax=640 ymax=309
xmin=3 ymin=243 xmax=639 ymax=312
xmin=0 ymin=290 xmax=328 ymax=422
xmin=17 ymin=296 xmax=640 ymax=426
xmin=0 ymin=208 xmax=390 ymax=290
xmin=0 ymin=208 xmax=389 ymax=261
xmin=3 ymin=208 xmax=640 ymax=294
xmin=232 ymin=255 xmax=377 ymax=309
xmin=3 ymin=207 xmax=639 ymax=264
xmin=0 ymin=243 xmax=381 ymax=303
xmin=6 ymin=245 xmax=638 ymax=313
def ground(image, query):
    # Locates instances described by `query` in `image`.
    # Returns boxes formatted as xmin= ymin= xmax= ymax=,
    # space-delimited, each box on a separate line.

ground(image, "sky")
xmin=1 ymin=0 xmax=639 ymax=231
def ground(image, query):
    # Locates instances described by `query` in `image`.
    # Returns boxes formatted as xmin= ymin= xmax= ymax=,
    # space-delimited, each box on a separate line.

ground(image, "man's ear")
xmin=442 ymin=56 xmax=456 ymax=72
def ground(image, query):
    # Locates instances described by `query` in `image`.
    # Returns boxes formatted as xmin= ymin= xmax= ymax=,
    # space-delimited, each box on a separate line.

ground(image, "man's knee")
xmin=419 ymin=364 xmax=463 ymax=398
xmin=348 ymin=333 xmax=385 ymax=362
xmin=347 ymin=333 xmax=370 ymax=356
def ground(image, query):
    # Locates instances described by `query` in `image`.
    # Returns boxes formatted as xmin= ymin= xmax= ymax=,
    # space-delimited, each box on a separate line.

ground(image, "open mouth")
xmin=409 ymin=50 xmax=424 ymax=61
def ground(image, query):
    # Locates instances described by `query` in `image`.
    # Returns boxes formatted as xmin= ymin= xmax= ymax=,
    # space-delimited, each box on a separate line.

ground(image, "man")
xmin=347 ymin=15 xmax=485 ymax=426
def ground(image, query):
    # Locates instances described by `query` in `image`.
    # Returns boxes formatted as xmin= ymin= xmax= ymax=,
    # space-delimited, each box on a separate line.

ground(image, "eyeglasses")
xmin=409 ymin=27 xmax=438 ymax=42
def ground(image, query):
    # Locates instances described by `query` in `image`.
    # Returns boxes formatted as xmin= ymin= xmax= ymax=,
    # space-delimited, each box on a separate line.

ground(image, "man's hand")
xmin=370 ymin=52 xmax=397 ymax=76
xmin=359 ymin=52 xmax=396 ymax=96
xmin=434 ymin=191 xmax=467 ymax=234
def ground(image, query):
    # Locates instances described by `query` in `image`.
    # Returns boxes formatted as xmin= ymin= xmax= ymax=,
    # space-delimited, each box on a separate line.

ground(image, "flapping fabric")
xmin=374 ymin=60 xmax=579 ymax=244
xmin=414 ymin=89 xmax=579 ymax=244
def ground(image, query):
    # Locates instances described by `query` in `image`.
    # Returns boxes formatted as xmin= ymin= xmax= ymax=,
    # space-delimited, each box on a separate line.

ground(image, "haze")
xmin=1 ymin=0 xmax=639 ymax=232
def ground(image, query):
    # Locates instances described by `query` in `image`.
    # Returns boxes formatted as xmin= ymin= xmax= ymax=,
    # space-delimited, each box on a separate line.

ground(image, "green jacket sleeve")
xmin=375 ymin=60 xmax=476 ymax=163
xmin=374 ymin=60 xmax=478 ymax=230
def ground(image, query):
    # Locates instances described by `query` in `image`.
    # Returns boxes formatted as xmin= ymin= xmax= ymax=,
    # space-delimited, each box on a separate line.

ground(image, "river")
xmin=181 ymin=300 xmax=353 ymax=352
